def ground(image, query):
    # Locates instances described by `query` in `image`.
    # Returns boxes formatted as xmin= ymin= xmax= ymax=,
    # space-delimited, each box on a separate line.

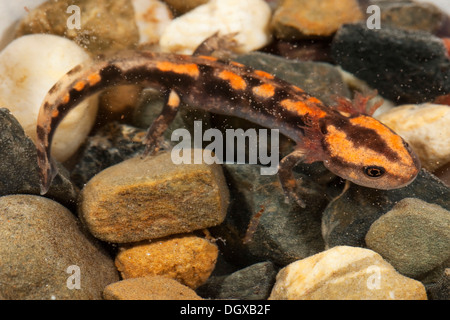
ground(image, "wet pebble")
xmin=331 ymin=23 xmax=450 ymax=104
xmin=322 ymin=169 xmax=450 ymax=249
xmin=0 ymin=108 xmax=77 ymax=207
xmin=103 ymin=276 xmax=203 ymax=300
xmin=370 ymin=0 xmax=450 ymax=35
xmin=365 ymin=198 xmax=450 ymax=279
xmin=78 ymin=152 xmax=229 ymax=243
xmin=271 ymin=0 xmax=363 ymax=39
xmin=159 ymin=0 xmax=272 ymax=54
xmin=269 ymin=246 xmax=427 ymax=300
xmin=115 ymin=234 xmax=219 ymax=289
xmin=0 ymin=195 xmax=119 ymax=300
xmin=0 ymin=34 xmax=98 ymax=163
xmin=212 ymin=164 xmax=327 ymax=267
xmin=15 ymin=0 xmax=139 ymax=54
xmin=376 ymin=103 xmax=450 ymax=172
xmin=197 ymin=261 xmax=277 ymax=300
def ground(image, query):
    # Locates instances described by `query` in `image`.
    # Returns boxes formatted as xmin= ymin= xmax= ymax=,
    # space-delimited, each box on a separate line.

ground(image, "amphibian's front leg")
xmin=143 ymin=89 xmax=181 ymax=156
xmin=278 ymin=149 xmax=308 ymax=208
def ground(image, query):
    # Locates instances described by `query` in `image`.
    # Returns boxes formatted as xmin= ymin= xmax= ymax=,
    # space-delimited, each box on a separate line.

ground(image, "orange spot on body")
xmin=87 ymin=72 xmax=101 ymax=86
xmin=62 ymin=93 xmax=70 ymax=104
xmin=217 ymin=70 xmax=247 ymax=90
xmin=198 ymin=55 xmax=218 ymax=62
xmin=156 ymin=61 xmax=200 ymax=78
xmin=230 ymin=61 xmax=245 ymax=68
xmin=280 ymin=99 xmax=326 ymax=118
xmin=73 ymin=81 xmax=86 ymax=91
xmin=292 ymin=85 xmax=305 ymax=93
xmin=253 ymin=83 xmax=275 ymax=98
xmin=167 ymin=90 xmax=180 ymax=108
xmin=254 ymin=69 xmax=274 ymax=80
xmin=307 ymin=96 xmax=322 ymax=104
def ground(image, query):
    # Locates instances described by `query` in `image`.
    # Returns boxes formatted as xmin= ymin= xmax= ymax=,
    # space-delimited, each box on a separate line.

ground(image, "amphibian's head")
xmin=321 ymin=114 xmax=420 ymax=189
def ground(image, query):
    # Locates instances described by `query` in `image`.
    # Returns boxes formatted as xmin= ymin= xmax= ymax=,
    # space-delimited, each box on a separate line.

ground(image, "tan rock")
xmin=376 ymin=103 xmax=450 ymax=171
xmin=0 ymin=195 xmax=118 ymax=300
xmin=365 ymin=198 xmax=450 ymax=278
xmin=269 ymin=246 xmax=427 ymax=300
xmin=272 ymin=0 xmax=363 ymax=39
xmin=103 ymin=276 xmax=203 ymax=300
xmin=78 ymin=151 xmax=229 ymax=243
xmin=15 ymin=0 xmax=139 ymax=54
xmin=115 ymin=235 xmax=219 ymax=289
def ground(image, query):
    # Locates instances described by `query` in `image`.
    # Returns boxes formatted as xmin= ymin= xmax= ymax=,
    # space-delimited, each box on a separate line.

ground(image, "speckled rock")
xmin=78 ymin=151 xmax=229 ymax=243
xmin=369 ymin=0 xmax=450 ymax=35
xmin=427 ymin=268 xmax=450 ymax=300
xmin=365 ymin=198 xmax=450 ymax=279
xmin=269 ymin=246 xmax=427 ymax=300
xmin=331 ymin=23 xmax=450 ymax=104
xmin=271 ymin=0 xmax=363 ymax=39
xmin=15 ymin=0 xmax=139 ymax=54
xmin=376 ymin=103 xmax=450 ymax=172
xmin=70 ymin=122 xmax=147 ymax=189
xmin=0 ymin=195 xmax=119 ymax=300
xmin=0 ymin=108 xmax=77 ymax=207
xmin=103 ymin=276 xmax=203 ymax=300
xmin=159 ymin=0 xmax=272 ymax=54
xmin=322 ymin=169 xmax=450 ymax=249
xmin=197 ymin=261 xmax=277 ymax=300
xmin=115 ymin=235 xmax=218 ymax=289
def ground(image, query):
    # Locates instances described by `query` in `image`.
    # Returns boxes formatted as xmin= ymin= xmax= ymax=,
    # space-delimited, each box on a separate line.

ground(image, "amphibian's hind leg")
xmin=278 ymin=149 xmax=307 ymax=208
xmin=142 ymin=89 xmax=180 ymax=156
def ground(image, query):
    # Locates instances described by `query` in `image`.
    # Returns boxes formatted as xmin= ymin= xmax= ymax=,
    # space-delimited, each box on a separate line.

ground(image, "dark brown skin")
xmin=36 ymin=50 xmax=420 ymax=207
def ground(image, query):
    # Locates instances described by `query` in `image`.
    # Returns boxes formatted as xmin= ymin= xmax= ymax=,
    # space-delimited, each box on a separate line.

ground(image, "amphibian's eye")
xmin=363 ymin=166 xmax=386 ymax=178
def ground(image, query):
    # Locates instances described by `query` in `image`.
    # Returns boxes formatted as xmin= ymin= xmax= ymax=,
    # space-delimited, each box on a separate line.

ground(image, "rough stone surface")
xmin=269 ymin=246 xmax=427 ymax=300
xmin=78 ymin=152 xmax=229 ymax=243
xmin=365 ymin=198 xmax=450 ymax=278
xmin=212 ymin=164 xmax=327 ymax=267
xmin=426 ymin=268 xmax=450 ymax=300
xmin=15 ymin=0 xmax=139 ymax=54
xmin=271 ymin=0 xmax=363 ymax=39
xmin=322 ymin=169 xmax=450 ymax=249
xmin=103 ymin=276 xmax=203 ymax=300
xmin=369 ymin=0 xmax=450 ymax=35
xmin=0 ymin=109 xmax=77 ymax=207
xmin=115 ymin=235 xmax=219 ymax=289
xmin=376 ymin=103 xmax=450 ymax=172
xmin=0 ymin=195 xmax=119 ymax=300
xmin=331 ymin=23 xmax=450 ymax=104
xmin=197 ymin=261 xmax=277 ymax=300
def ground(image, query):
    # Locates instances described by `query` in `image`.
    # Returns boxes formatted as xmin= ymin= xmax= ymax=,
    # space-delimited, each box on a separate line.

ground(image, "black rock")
xmin=0 ymin=108 xmax=77 ymax=207
xmin=331 ymin=23 xmax=450 ymax=104
xmin=322 ymin=169 xmax=450 ymax=248
xmin=196 ymin=261 xmax=277 ymax=300
xmin=70 ymin=122 xmax=147 ymax=188
xmin=211 ymin=163 xmax=328 ymax=267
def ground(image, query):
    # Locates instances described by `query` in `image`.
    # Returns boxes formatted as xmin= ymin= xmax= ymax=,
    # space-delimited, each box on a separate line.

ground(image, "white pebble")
xmin=0 ymin=34 xmax=98 ymax=162
xmin=159 ymin=0 xmax=272 ymax=54
xmin=132 ymin=0 xmax=173 ymax=45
